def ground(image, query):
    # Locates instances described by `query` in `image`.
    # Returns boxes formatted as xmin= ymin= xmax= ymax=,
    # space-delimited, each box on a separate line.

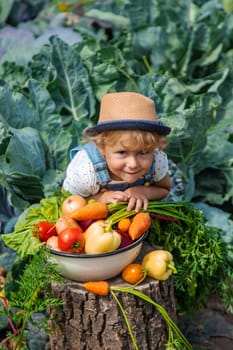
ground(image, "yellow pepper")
xmin=84 ymin=220 xmax=121 ymax=254
xmin=142 ymin=250 xmax=177 ymax=281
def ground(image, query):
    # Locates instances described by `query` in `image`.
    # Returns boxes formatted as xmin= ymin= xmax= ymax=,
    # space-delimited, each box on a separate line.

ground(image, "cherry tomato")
xmin=32 ymin=221 xmax=57 ymax=242
xmin=122 ymin=263 xmax=145 ymax=284
xmin=58 ymin=227 xmax=85 ymax=253
xmin=117 ymin=218 xmax=131 ymax=233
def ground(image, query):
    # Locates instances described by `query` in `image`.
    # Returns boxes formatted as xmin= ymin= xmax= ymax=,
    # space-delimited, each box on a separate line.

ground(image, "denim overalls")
xmin=70 ymin=142 xmax=155 ymax=191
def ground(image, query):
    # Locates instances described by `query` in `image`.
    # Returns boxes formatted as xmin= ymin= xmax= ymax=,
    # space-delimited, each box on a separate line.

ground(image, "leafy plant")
xmin=0 ymin=248 xmax=64 ymax=349
xmin=1 ymin=190 xmax=69 ymax=257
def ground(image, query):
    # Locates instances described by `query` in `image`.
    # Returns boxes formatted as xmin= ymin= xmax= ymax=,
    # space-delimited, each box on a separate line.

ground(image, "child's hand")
xmin=125 ymin=187 xmax=149 ymax=212
xmin=126 ymin=195 xmax=148 ymax=213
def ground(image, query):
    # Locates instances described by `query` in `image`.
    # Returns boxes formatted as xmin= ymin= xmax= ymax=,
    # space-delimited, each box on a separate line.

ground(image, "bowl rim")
xmin=49 ymin=231 xmax=148 ymax=258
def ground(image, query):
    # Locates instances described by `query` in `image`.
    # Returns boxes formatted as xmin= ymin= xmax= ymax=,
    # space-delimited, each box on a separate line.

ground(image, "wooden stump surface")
xmin=48 ymin=243 xmax=177 ymax=350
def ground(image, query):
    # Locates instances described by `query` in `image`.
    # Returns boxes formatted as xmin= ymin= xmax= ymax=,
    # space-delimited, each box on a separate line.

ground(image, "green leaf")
xmin=6 ymin=127 xmax=46 ymax=177
xmin=2 ymin=230 xmax=43 ymax=257
xmin=27 ymin=79 xmax=73 ymax=171
xmin=0 ymin=85 xmax=38 ymax=129
xmin=49 ymin=35 xmax=95 ymax=122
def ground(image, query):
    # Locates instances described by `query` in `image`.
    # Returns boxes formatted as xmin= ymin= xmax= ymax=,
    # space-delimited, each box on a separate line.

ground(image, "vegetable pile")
xmin=0 ymin=0 xmax=232 ymax=221
xmin=2 ymin=193 xmax=151 ymax=256
xmin=0 ymin=191 xmax=187 ymax=257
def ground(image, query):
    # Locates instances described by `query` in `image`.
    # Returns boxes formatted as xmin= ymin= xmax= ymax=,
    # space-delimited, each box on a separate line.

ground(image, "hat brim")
xmin=85 ymin=120 xmax=171 ymax=136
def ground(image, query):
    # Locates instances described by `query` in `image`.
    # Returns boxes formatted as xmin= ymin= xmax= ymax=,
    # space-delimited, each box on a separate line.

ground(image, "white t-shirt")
xmin=63 ymin=148 xmax=168 ymax=197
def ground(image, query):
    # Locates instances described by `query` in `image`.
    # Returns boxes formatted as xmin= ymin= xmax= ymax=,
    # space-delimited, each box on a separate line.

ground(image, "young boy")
xmin=63 ymin=92 xmax=171 ymax=212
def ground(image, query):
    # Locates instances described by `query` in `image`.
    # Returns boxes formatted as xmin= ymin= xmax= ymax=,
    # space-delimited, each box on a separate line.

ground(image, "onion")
xmin=61 ymin=195 xmax=86 ymax=217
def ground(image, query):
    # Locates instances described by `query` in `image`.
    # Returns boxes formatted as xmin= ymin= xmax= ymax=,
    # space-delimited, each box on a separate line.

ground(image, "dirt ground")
xmin=177 ymin=294 xmax=233 ymax=349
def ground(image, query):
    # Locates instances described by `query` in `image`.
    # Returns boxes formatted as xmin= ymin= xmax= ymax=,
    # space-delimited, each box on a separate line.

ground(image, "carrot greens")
xmin=148 ymin=203 xmax=232 ymax=314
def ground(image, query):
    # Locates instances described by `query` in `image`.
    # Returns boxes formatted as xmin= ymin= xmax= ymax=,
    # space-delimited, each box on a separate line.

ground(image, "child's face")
xmin=102 ymin=133 xmax=154 ymax=183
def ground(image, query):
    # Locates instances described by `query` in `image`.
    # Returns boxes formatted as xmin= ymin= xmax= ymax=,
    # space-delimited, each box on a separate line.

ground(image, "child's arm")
xmin=86 ymin=189 xmax=130 ymax=204
xmin=87 ymin=173 xmax=171 ymax=212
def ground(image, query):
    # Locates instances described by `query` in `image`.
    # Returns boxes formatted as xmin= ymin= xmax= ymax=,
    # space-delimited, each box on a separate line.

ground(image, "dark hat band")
xmin=85 ymin=120 xmax=171 ymax=136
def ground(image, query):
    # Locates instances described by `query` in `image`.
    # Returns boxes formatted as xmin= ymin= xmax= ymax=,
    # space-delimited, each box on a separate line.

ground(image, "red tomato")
xmin=121 ymin=263 xmax=145 ymax=284
xmin=32 ymin=221 xmax=57 ymax=242
xmin=57 ymin=227 xmax=85 ymax=253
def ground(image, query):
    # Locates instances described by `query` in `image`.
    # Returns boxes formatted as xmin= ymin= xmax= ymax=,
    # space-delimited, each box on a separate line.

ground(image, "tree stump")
xmin=48 ymin=243 xmax=177 ymax=350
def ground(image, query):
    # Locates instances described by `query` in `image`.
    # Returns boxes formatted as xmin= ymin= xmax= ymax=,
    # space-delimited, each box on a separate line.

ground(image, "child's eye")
xmin=139 ymin=151 xmax=149 ymax=156
xmin=116 ymin=150 xmax=127 ymax=155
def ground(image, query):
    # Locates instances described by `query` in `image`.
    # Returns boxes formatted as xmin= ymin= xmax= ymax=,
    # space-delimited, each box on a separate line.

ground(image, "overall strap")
xmin=70 ymin=146 xmax=82 ymax=160
xmin=69 ymin=142 xmax=111 ymax=185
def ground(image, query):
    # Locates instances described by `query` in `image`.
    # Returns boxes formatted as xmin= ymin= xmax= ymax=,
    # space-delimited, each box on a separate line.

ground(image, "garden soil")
xmin=178 ymin=293 xmax=233 ymax=349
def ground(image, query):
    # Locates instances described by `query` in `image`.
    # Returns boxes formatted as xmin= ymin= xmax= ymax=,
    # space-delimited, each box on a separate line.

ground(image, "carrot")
xmin=82 ymin=281 xmax=110 ymax=296
xmin=117 ymin=218 xmax=131 ymax=232
xmin=69 ymin=202 xmax=108 ymax=221
xmin=128 ymin=212 xmax=151 ymax=240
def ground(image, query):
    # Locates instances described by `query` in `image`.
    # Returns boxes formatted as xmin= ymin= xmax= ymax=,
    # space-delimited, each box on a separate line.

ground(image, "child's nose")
xmin=127 ymin=157 xmax=138 ymax=168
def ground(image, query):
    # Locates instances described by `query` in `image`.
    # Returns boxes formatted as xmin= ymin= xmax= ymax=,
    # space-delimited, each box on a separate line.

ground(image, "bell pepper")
xmin=84 ymin=220 xmax=121 ymax=254
xmin=142 ymin=250 xmax=177 ymax=281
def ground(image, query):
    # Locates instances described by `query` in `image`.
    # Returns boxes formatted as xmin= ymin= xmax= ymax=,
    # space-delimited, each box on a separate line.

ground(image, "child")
xmin=63 ymin=92 xmax=171 ymax=212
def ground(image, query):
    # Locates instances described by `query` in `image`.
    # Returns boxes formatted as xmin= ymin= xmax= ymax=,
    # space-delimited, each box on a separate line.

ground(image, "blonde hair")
xmin=83 ymin=129 xmax=167 ymax=151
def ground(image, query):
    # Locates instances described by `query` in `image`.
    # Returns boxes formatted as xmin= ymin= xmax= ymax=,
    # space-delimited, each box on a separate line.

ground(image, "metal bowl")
xmin=49 ymin=232 xmax=147 ymax=282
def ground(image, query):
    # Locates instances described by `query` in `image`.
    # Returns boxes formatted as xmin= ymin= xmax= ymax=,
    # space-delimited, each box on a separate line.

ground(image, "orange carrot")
xmin=69 ymin=202 xmax=108 ymax=221
xmin=128 ymin=212 xmax=151 ymax=240
xmin=117 ymin=218 xmax=131 ymax=232
xmin=83 ymin=281 xmax=110 ymax=296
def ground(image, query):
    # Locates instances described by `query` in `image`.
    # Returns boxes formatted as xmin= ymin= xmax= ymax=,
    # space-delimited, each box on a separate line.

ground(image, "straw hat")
xmin=85 ymin=92 xmax=171 ymax=136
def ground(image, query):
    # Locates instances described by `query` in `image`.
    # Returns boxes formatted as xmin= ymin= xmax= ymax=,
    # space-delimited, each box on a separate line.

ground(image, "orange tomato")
xmin=121 ymin=263 xmax=145 ymax=284
xmin=117 ymin=218 xmax=131 ymax=232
